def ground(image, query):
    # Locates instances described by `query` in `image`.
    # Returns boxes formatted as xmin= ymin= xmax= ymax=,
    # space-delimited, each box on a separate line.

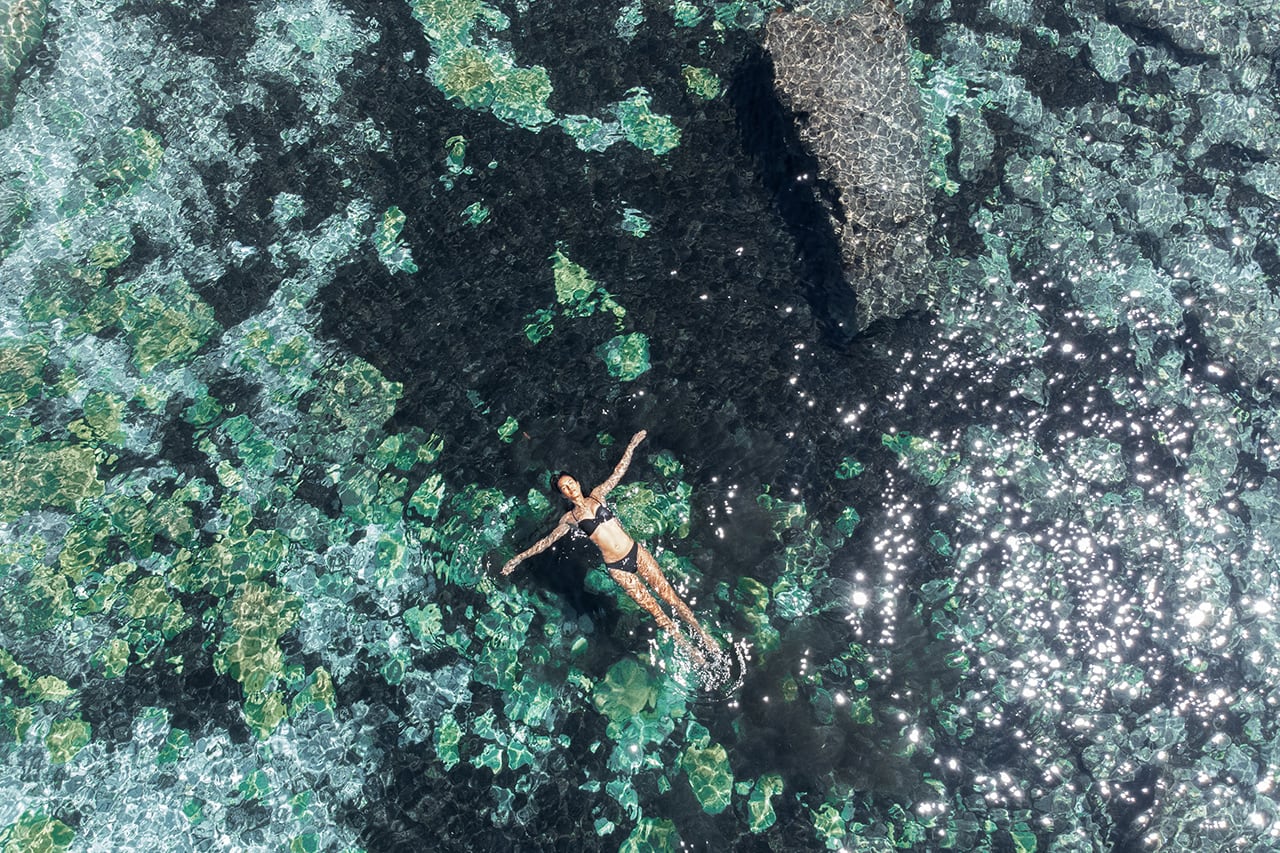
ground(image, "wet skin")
xmin=500 ymin=431 xmax=719 ymax=661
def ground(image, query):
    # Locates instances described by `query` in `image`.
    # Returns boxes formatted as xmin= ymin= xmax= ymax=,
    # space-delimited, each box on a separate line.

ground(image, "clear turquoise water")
xmin=2 ymin=0 xmax=1279 ymax=850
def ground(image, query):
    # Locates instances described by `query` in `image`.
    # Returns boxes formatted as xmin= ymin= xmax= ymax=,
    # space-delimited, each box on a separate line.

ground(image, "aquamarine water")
xmin=1 ymin=0 xmax=1278 ymax=850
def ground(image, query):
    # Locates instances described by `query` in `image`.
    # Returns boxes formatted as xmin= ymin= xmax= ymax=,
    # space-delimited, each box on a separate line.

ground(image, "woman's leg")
xmin=609 ymin=568 xmax=705 ymax=663
xmin=634 ymin=548 xmax=720 ymax=656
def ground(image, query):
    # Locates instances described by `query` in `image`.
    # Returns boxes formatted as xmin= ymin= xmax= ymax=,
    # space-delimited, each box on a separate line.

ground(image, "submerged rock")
xmin=766 ymin=0 xmax=933 ymax=329
xmin=0 ymin=0 xmax=47 ymax=128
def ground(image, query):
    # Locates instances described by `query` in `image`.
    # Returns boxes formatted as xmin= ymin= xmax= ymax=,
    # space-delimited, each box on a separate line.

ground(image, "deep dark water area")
xmin=3 ymin=0 xmax=1280 ymax=850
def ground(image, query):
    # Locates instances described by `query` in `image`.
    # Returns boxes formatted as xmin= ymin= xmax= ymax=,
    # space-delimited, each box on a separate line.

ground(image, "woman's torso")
xmin=569 ymin=496 xmax=633 ymax=562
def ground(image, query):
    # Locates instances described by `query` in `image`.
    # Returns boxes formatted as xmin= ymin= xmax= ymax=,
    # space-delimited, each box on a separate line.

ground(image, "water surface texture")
xmin=2 ymin=0 xmax=1279 ymax=850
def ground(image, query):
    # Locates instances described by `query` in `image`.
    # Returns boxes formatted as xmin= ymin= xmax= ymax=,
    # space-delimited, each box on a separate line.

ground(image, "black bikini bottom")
xmin=605 ymin=542 xmax=639 ymax=574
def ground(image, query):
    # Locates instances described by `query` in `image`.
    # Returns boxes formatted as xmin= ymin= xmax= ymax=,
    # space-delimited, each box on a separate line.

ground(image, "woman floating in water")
xmin=501 ymin=430 xmax=721 ymax=664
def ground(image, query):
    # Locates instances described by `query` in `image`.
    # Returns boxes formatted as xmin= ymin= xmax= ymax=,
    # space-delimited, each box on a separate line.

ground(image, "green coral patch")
xmin=748 ymin=773 xmax=784 ymax=833
xmin=68 ymin=391 xmax=126 ymax=446
xmin=613 ymin=88 xmax=681 ymax=155
xmin=0 ymin=443 xmax=103 ymax=520
xmin=812 ymin=803 xmax=846 ymax=849
xmin=0 ymin=339 xmax=48 ymax=412
xmin=430 ymin=45 xmax=554 ymax=130
xmin=46 ymin=717 xmax=91 ymax=764
xmin=409 ymin=0 xmax=490 ymax=43
xmin=372 ymin=205 xmax=419 ymax=274
xmin=591 ymin=657 xmax=656 ymax=724
xmin=551 ymin=249 xmax=625 ymax=318
xmin=0 ymin=812 xmax=75 ymax=853
xmin=619 ymin=207 xmax=651 ymax=237
xmin=681 ymin=742 xmax=733 ymax=814
xmin=619 ymin=818 xmax=680 ymax=853
xmin=597 ymin=332 xmax=651 ymax=381
xmin=213 ymin=580 xmax=301 ymax=701
xmin=436 ymin=711 xmax=462 ymax=770
xmin=681 ymin=65 xmax=722 ymax=100
xmin=612 ymin=480 xmax=691 ymax=540
xmin=553 ymin=249 xmax=597 ymax=304
xmin=118 ymin=275 xmax=218 ymax=373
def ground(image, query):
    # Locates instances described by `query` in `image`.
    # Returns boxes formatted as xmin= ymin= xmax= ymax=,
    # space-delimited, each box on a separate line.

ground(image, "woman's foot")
xmin=673 ymin=633 xmax=706 ymax=666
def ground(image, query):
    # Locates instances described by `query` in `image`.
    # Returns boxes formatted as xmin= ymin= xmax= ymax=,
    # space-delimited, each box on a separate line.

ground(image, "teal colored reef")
xmin=2 ymin=0 xmax=1280 ymax=850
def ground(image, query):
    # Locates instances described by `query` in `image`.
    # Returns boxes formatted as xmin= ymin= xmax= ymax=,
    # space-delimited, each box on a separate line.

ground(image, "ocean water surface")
xmin=2 ymin=0 xmax=1279 ymax=850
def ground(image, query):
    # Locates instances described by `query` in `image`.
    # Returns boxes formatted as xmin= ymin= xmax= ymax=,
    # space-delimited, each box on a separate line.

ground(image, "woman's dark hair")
xmin=552 ymin=472 xmax=585 ymax=509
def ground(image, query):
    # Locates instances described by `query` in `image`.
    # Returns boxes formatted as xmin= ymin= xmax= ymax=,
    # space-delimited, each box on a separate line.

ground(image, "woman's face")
xmin=557 ymin=475 xmax=581 ymax=500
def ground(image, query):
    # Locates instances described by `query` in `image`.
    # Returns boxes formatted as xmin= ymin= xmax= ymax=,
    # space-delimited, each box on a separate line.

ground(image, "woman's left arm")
xmin=501 ymin=517 xmax=572 ymax=575
xmin=594 ymin=430 xmax=647 ymax=498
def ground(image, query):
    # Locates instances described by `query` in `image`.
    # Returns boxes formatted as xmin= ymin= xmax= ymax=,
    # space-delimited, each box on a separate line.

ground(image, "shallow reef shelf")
xmin=2 ymin=0 xmax=1280 ymax=851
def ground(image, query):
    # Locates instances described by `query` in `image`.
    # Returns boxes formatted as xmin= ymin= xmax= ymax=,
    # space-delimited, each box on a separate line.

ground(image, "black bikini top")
xmin=576 ymin=501 xmax=615 ymax=535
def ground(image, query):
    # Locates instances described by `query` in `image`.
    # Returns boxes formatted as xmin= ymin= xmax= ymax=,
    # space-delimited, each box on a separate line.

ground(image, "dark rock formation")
xmin=766 ymin=0 xmax=933 ymax=329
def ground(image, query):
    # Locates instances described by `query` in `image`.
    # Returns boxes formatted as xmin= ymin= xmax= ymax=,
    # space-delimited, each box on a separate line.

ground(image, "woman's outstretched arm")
xmin=501 ymin=517 xmax=572 ymax=575
xmin=594 ymin=430 xmax=647 ymax=498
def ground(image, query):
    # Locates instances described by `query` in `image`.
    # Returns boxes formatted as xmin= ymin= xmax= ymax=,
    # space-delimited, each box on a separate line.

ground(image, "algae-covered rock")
xmin=552 ymin=249 xmax=625 ymax=319
xmin=748 ymin=773 xmax=784 ymax=833
xmin=613 ymin=88 xmax=681 ymax=155
xmin=882 ymin=431 xmax=958 ymax=485
xmin=0 ymin=0 xmax=48 ymax=129
xmin=734 ymin=576 xmax=780 ymax=653
xmin=119 ymin=275 xmax=218 ymax=374
xmin=214 ymin=580 xmax=301 ymax=701
xmin=46 ymin=717 xmax=91 ymax=764
xmin=611 ymin=480 xmax=691 ymax=540
xmin=835 ymin=457 xmax=864 ymax=480
xmin=811 ymin=802 xmax=846 ymax=849
xmin=618 ymin=817 xmax=679 ymax=853
xmin=619 ymin=207 xmax=651 ymax=238
xmin=155 ymin=727 xmax=191 ymax=765
xmin=404 ymin=603 xmax=444 ymax=645
xmin=505 ymin=677 xmax=558 ymax=730
xmin=834 ymin=507 xmax=861 ymax=538
xmin=680 ymin=742 xmax=733 ymax=814
xmin=0 ymin=443 xmax=103 ymax=520
xmin=461 ymin=201 xmax=490 ymax=225
xmin=0 ymin=811 xmax=74 ymax=853
xmin=435 ymin=710 xmax=462 ymax=769
xmin=682 ymin=65 xmax=721 ymax=100
xmin=598 ymin=333 xmax=651 ymax=381
xmin=372 ymin=206 xmax=418 ymax=274
xmin=0 ymin=339 xmax=47 ymax=413
xmin=766 ymin=0 xmax=933 ymax=328
xmin=559 ymin=113 xmax=620 ymax=151
xmin=1065 ymin=437 xmax=1126 ymax=485
xmin=591 ymin=657 xmax=656 ymax=725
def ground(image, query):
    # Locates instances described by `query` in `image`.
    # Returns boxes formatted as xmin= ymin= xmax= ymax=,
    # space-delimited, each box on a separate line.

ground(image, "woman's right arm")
xmin=594 ymin=429 xmax=647 ymax=498
xmin=501 ymin=517 xmax=572 ymax=575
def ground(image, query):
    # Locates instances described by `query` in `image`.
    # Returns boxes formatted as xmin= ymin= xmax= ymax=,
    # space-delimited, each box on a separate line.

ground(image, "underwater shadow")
xmin=728 ymin=44 xmax=860 ymax=346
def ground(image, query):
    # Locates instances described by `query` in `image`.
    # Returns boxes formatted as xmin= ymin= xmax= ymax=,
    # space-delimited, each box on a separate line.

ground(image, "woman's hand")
xmin=631 ymin=429 xmax=647 ymax=445
xmin=500 ymin=559 xmax=518 ymax=575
